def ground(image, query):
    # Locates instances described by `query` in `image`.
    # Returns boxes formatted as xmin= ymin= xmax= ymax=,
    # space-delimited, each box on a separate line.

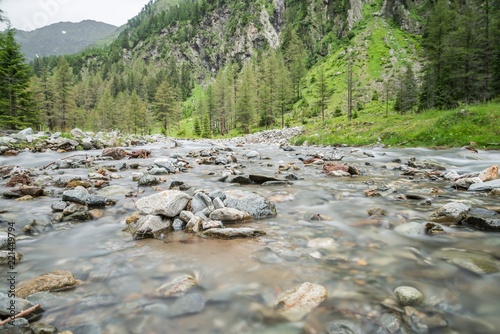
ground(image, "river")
xmin=1 ymin=140 xmax=499 ymax=333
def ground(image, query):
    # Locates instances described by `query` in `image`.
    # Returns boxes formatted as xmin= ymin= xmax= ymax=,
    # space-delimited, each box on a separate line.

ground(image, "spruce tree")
xmin=0 ymin=28 xmax=35 ymax=129
xmin=154 ymin=78 xmax=180 ymax=135
xmin=52 ymin=57 xmax=75 ymax=132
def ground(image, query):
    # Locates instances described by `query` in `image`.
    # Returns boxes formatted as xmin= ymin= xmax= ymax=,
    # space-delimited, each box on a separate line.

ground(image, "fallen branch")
xmin=0 ymin=304 xmax=41 ymax=326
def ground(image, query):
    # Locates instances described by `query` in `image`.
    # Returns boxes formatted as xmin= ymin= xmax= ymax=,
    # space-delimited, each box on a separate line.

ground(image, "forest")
xmin=0 ymin=0 xmax=499 ymax=137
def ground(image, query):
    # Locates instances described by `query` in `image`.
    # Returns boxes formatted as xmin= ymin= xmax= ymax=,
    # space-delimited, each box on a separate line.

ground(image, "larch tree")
xmin=0 ymin=28 xmax=35 ymax=129
xmin=235 ymin=62 xmax=256 ymax=134
xmin=52 ymin=57 xmax=75 ymax=132
xmin=154 ymin=78 xmax=181 ymax=135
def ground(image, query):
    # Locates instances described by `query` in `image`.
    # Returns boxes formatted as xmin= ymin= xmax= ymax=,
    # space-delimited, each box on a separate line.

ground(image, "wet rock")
xmin=469 ymin=179 xmax=500 ymax=191
xmin=148 ymin=167 xmax=169 ymax=175
xmin=491 ymin=188 xmax=500 ymax=196
xmin=274 ymin=282 xmax=328 ymax=321
xmin=0 ymin=250 xmax=23 ymax=265
xmin=202 ymin=227 xmax=266 ymax=239
xmin=96 ymin=185 xmax=135 ymax=201
xmin=377 ymin=313 xmax=403 ymax=334
xmin=166 ymin=291 xmax=206 ymax=317
xmin=394 ymin=286 xmax=424 ymax=306
xmin=62 ymin=189 xmax=107 ymax=207
xmin=156 ymin=274 xmax=197 ymax=297
xmin=222 ymin=189 xmax=277 ymax=219
xmin=169 ymin=181 xmax=190 ymax=191
xmin=191 ymin=192 xmax=215 ymax=214
xmin=0 ymin=317 xmax=32 ymax=333
xmin=327 ymin=170 xmax=351 ymax=177
xmin=408 ymin=158 xmax=446 ymax=171
xmin=186 ymin=216 xmax=204 ymax=233
xmin=55 ymin=175 xmax=82 ymax=187
xmin=394 ymin=222 xmax=424 ymax=236
xmin=3 ymin=186 xmax=44 ymax=199
xmin=262 ymin=181 xmax=293 ymax=186
xmin=137 ymin=174 xmax=161 ymax=187
xmin=461 ymin=214 xmax=500 ymax=232
xmin=403 ymin=306 xmax=448 ymax=333
xmin=179 ymin=211 xmax=194 ymax=223
xmin=136 ymin=191 xmax=191 ymax=217
xmin=433 ymin=248 xmax=499 ymax=274
xmin=249 ymin=174 xmax=281 ymax=184
xmin=307 ymin=238 xmax=338 ymax=249
xmin=202 ymin=220 xmax=224 ymax=230
xmin=153 ymin=158 xmax=177 ymax=173
xmin=5 ymin=174 xmax=32 ymax=187
xmin=246 ymin=150 xmax=260 ymax=159
xmin=326 ymin=320 xmax=362 ymax=334
xmin=126 ymin=215 xmax=172 ymax=240
xmin=0 ymin=293 xmax=44 ymax=322
xmin=0 ymin=230 xmax=10 ymax=250
xmin=429 ymin=202 xmax=470 ymax=224
xmin=454 ymin=177 xmax=482 ymax=189
xmin=213 ymin=197 xmax=225 ymax=209
xmin=31 ymin=322 xmax=57 ymax=334
xmin=229 ymin=175 xmax=252 ymax=184
xmin=16 ymin=270 xmax=82 ymax=298
xmin=478 ymin=165 xmax=498 ymax=182
xmin=102 ymin=147 xmax=127 ymax=160
xmin=209 ymin=208 xmax=252 ymax=223
xmin=172 ymin=219 xmax=186 ymax=231
xmin=368 ymin=208 xmax=387 ymax=216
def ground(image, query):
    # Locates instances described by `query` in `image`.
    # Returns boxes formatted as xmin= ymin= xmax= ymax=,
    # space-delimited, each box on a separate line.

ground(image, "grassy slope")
xmin=291 ymin=3 xmax=500 ymax=149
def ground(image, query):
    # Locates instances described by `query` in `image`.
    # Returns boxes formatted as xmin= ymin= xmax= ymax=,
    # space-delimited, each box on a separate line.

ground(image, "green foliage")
xmin=0 ymin=28 xmax=36 ymax=129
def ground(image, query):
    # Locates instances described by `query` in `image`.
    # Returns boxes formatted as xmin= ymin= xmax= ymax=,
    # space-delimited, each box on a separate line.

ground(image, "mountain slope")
xmin=15 ymin=20 xmax=118 ymax=60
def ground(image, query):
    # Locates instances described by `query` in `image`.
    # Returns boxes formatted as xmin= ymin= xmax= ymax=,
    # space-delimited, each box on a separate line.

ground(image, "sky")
xmin=1 ymin=0 xmax=152 ymax=31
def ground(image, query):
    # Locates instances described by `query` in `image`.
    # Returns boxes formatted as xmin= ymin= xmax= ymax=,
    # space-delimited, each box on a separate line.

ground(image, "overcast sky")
xmin=1 ymin=0 xmax=151 ymax=31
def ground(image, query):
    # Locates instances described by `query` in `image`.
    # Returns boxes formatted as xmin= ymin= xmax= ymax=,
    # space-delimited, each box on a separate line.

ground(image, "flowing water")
xmin=1 ymin=141 xmax=500 ymax=333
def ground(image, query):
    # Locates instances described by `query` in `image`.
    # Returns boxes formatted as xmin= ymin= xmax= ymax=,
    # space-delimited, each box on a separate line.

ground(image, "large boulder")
xmin=221 ymin=189 xmax=277 ymax=219
xmin=135 ymin=190 xmax=191 ymax=217
xmin=429 ymin=202 xmax=470 ymax=224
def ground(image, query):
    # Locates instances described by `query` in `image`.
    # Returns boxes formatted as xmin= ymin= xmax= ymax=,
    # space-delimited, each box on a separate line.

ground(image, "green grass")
xmin=293 ymin=102 xmax=500 ymax=149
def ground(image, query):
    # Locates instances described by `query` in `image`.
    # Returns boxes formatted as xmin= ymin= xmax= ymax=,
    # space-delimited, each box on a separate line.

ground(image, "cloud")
xmin=1 ymin=0 xmax=150 ymax=31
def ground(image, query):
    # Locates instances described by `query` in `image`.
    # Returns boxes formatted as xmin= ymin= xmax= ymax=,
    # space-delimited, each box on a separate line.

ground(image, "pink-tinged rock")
xmin=275 ymin=282 xmax=328 ymax=321
xmin=478 ymin=165 xmax=498 ymax=182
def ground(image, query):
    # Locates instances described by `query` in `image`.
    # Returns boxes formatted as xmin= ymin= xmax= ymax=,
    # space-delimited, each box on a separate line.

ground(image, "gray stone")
xmin=179 ymin=210 xmax=194 ymax=223
xmin=70 ymin=128 xmax=85 ymax=138
xmin=209 ymin=208 xmax=252 ymax=222
xmin=454 ymin=177 xmax=482 ymax=189
xmin=166 ymin=291 xmax=206 ymax=317
xmin=138 ymin=174 xmax=161 ymax=187
xmin=408 ymin=159 xmax=446 ymax=170
xmin=0 ymin=230 xmax=10 ymax=250
xmin=378 ymin=313 xmax=402 ymax=334
xmin=433 ymin=249 xmax=499 ymax=274
xmin=202 ymin=227 xmax=266 ymax=239
xmin=191 ymin=192 xmax=215 ymax=214
xmin=31 ymin=323 xmax=57 ymax=334
xmin=55 ymin=175 xmax=82 ymax=187
xmin=96 ymin=185 xmax=134 ymax=201
xmin=213 ymin=197 xmax=225 ymax=209
xmin=469 ymin=179 xmax=500 ymax=191
xmin=51 ymin=201 xmax=68 ymax=212
xmin=62 ymin=189 xmax=107 ymax=207
xmin=245 ymin=150 xmax=260 ymax=159
xmin=156 ymin=274 xmax=197 ymax=297
xmin=0 ymin=317 xmax=32 ymax=333
xmin=136 ymin=190 xmax=191 ymax=217
xmin=12 ymin=128 xmax=33 ymax=140
xmin=249 ymin=174 xmax=281 ymax=184
xmin=462 ymin=214 xmax=500 ymax=232
xmin=327 ymin=320 xmax=362 ymax=334
xmin=223 ymin=189 xmax=277 ymax=219
xmin=154 ymin=158 xmax=177 ymax=173
xmin=148 ymin=167 xmax=169 ymax=175
xmin=127 ymin=215 xmax=172 ymax=240
xmin=16 ymin=270 xmax=81 ymax=298
xmin=186 ymin=216 xmax=204 ymax=233
xmin=394 ymin=222 xmax=424 ymax=236
xmin=172 ymin=219 xmax=186 ymax=231
xmin=429 ymin=202 xmax=470 ymax=224
xmin=394 ymin=286 xmax=424 ymax=306
xmin=0 ymin=250 xmax=23 ymax=265
xmin=275 ymin=282 xmax=328 ymax=321
xmin=202 ymin=220 xmax=224 ymax=230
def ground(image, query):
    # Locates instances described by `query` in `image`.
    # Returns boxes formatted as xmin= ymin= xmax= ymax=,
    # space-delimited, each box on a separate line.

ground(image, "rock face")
xmin=135 ymin=190 xmax=191 ymax=217
xmin=394 ymin=286 xmax=424 ymax=306
xmin=222 ymin=189 xmax=277 ymax=219
xmin=16 ymin=270 xmax=81 ymax=298
xmin=274 ymin=282 xmax=328 ymax=321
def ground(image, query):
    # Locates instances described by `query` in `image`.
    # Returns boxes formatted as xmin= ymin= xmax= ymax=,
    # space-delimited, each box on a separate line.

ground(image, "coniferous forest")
xmin=1 ymin=0 xmax=500 ymax=141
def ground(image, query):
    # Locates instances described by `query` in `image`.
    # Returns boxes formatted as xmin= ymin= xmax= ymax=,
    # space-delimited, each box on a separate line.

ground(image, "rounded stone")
xmin=394 ymin=286 xmax=424 ymax=306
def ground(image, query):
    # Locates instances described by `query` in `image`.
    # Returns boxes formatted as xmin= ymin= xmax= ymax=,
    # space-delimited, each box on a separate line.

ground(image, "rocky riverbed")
xmin=1 ymin=127 xmax=500 ymax=334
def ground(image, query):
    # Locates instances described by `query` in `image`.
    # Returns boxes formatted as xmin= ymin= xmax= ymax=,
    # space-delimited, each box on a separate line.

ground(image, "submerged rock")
xmin=433 ymin=249 xmax=499 ymax=274
xmin=469 ymin=179 xmax=500 ymax=191
xmin=461 ymin=214 xmax=500 ymax=232
xmin=156 ymin=274 xmax=197 ymax=297
xmin=202 ymin=227 xmax=265 ymax=239
xmin=274 ymin=282 xmax=328 ymax=321
xmin=394 ymin=286 xmax=424 ymax=306
xmin=16 ymin=270 xmax=82 ymax=298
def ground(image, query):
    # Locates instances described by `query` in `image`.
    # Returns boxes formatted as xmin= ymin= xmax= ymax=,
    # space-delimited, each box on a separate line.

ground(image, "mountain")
xmin=14 ymin=20 xmax=118 ymax=60
xmin=24 ymin=0 xmax=500 ymax=142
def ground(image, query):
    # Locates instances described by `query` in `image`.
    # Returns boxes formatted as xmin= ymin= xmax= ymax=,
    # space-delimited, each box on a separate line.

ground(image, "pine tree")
xmin=0 ymin=28 xmax=35 ymax=129
xmin=395 ymin=64 xmax=418 ymax=114
xmin=52 ymin=57 xmax=75 ymax=132
xmin=316 ymin=65 xmax=329 ymax=124
xmin=235 ymin=63 xmax=256 ymax=134
xmin=275 ymin=53 xmax=293 ymax=128
xmin=154 ymin=78 xmax=181 ymax=135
